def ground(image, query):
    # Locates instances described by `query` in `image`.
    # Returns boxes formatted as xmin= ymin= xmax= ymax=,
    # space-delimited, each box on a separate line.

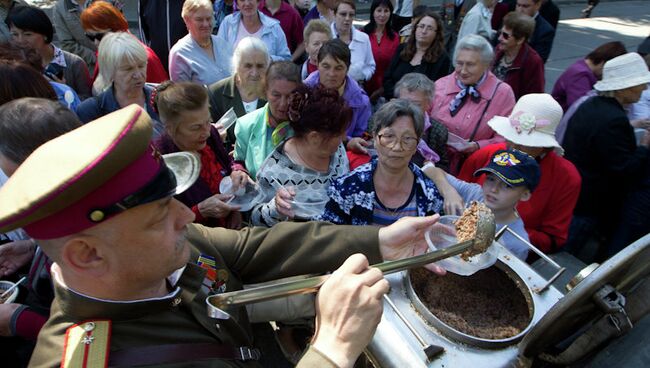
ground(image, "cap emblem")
xmin=493 ymin=152 xmax=521 ymax=167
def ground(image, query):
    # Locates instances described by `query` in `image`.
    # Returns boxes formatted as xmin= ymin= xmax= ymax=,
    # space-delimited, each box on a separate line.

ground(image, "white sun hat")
xmin=593 ymin=52 xmax=650 ymax=92
xmin=488 ymin=93 xmax=563 ymax=153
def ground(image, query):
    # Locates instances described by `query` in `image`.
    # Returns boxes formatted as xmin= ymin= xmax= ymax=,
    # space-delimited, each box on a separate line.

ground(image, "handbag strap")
xmin=108 ymin=343 xmax=260 ymax=367
xmin=468 ymin=81 xmax=503 ymax=142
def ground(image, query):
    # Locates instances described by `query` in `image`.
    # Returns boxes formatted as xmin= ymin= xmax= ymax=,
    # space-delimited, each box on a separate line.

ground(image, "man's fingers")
xmin=334 ymin=253 xmax=370 ymax=276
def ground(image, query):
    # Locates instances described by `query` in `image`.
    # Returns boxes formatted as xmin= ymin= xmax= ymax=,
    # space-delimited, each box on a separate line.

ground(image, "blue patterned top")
xmin=318 ymin=158 xmax=444 ymax=225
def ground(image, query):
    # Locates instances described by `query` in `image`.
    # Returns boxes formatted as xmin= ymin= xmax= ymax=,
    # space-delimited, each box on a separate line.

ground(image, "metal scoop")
xmin=207 ymin=211 xmax=496 ymax=319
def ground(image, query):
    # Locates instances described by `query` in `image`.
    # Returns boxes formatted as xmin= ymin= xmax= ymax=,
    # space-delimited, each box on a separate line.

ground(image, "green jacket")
xmin=29 ymin=222 xmax=382 ymax=367
xmin=234 ymin=104 xmax=276 ymax=180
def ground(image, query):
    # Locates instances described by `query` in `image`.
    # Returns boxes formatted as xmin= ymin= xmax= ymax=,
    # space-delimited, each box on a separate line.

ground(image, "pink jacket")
xmin=431 ymin=71 xmax=515 ymax=173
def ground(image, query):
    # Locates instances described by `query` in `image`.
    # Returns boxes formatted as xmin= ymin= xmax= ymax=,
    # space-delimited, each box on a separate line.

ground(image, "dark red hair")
xmin=288 ymin=85 xmax=352 ymax=138
xmin=80 ymin=1 xmax=128 ymax=32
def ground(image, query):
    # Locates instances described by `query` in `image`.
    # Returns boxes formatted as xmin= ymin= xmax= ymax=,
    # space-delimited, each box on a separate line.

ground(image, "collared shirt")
xmin=330 ymin=23 xmax=376 ymax=82
xmin=169 ymin=34 xmax=232 ymax=85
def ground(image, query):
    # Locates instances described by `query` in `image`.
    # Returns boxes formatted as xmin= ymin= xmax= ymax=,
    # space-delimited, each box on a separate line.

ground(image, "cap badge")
xmin=89 ymin=210 xmax=105 ymax=222
xmin=510 ymin=111 xmax=550 ymax=135
xmin=493 ymin=152 xmax=521 ymax=167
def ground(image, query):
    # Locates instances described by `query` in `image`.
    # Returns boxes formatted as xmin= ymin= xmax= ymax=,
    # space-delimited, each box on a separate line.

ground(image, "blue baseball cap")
xmin=474 ymin=149 xmax=541 ymax=191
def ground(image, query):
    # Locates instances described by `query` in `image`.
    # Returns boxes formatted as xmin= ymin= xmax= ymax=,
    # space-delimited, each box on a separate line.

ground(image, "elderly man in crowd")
xmin=0 ymin=105 xmax=444 ymax=367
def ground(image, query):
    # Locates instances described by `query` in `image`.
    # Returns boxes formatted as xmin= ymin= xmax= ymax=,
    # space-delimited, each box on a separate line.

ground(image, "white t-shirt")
xmin=235 ymin=21 xmax=263 ymax=49
xmin=242 ymin=99 xmax=259 ymax=114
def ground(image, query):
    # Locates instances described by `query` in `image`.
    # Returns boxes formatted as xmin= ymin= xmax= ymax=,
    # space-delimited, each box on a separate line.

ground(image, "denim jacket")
xmin=216 ymin=11 xmax=291 ymax=62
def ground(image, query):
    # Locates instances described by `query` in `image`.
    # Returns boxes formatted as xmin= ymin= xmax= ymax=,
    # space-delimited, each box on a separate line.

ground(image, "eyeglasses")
xmin=377 ymin=133 xmax=418 ymax=150
xmin=86 ymin=32 xmax=107 ymax=42
xmin=416 ymin=24 xmax=437 ymax=33
xmin=500 ymin=30 xmax=512 ymax=40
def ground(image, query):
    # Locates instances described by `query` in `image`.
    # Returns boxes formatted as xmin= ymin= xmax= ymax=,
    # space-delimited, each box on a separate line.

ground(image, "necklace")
xmin=197 ymin=38 xmax=212 ymax=49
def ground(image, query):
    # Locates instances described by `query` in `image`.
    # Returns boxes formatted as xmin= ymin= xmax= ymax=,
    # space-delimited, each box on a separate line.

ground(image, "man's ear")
xmin=60 ymin=236 xmax=108 ymax=277
xmin=519 ymin=189 xmax=532 ymax=202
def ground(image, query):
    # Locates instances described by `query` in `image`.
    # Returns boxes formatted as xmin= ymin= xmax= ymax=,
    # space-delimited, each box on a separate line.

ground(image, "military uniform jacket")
xmin=29 ymin=222 xmax=382 ymax=367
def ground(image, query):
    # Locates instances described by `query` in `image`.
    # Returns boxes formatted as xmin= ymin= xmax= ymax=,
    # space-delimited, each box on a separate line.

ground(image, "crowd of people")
xmin=0 ymin=0 xmax=649 ymax=366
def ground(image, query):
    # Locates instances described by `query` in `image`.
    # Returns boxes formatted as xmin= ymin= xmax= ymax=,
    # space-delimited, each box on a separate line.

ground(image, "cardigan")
xmin=458 ymin=142 xmax=581 ymax=253
xmin=431 ymin=71 xmax=514 ymax=174
xmin=382 ymin=43 xmax=452 ymax=99
xmin=304 ymin=72 xmax=372 ymax=139
xmin=492 ymin=43 xmax=545 ymax=100
xmin=207 ymin=76 xmax=267 ymax=152
xmin=319 ymin=159 xmax=443 ymax=225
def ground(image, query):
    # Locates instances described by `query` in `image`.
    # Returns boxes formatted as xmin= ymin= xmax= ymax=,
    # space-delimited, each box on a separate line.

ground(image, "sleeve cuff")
xmin=296 ymin=346 xmax=340 ymax=368
xmin=12 ymin=306 xmax=47 ymax=340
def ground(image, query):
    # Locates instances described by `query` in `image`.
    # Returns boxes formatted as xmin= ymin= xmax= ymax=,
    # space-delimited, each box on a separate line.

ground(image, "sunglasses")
xmin=86 ymin=32 xmax=107 ymax=42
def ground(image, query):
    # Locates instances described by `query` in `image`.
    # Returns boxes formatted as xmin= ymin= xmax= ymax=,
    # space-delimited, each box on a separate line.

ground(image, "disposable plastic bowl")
xmin=219 ymin=177 xmax=262 ymax=212
xmin=424 ymin=215 xmax=499 ymax=276
xmin=289 ymin=191 xmax=329 ymax=219
xmin=214 ymin=108 xmax=238 ymax=134
xmin=0 ymin=280 xmax=19 ymax=304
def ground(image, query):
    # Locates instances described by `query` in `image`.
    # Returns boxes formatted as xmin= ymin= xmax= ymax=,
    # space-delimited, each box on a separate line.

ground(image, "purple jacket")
xmin=304 ymin=71 xmax=371 ymax=138
xmin=551 ymin=59 xmax=597 ymax=112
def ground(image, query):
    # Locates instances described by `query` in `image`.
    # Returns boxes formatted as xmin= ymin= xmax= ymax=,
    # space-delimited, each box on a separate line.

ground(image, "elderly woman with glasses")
xmin=153 ymin=80 xmax=249 ymax=229
xmin=8 ymin=5 xmax=92 ymax=100
xmin=207 ymin=37 xmax=270 ymax=152
xmin=431 ymin=34 xmax=515 ymax=175
xmin=382 ymin=10 xmax=451 ymax=100
xmin=169 ymin=0 xmax=232 ymax=85
xmin=80 ymin=0 xmax=167 ymax=92
xmin=320 ymin=99 xmax=444 ymax=226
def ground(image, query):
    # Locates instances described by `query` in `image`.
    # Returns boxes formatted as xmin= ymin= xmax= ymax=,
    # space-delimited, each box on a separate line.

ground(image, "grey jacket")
xmin=52 ymin=0 xmax=97 ymax=70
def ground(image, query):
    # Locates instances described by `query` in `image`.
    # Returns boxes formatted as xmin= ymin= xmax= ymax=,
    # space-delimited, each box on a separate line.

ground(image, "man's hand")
xmin=378 ymin=215 xmax=446 ymax=275
xmin=311 ymin=254 xmax=389 ymax=368
xmin=0 ymin=240 xmax=36 ymax=277
xmin=197 ymin=193 xmax=239 ymax=218
xmin=0 ymin=303 xmax=21 ymax=336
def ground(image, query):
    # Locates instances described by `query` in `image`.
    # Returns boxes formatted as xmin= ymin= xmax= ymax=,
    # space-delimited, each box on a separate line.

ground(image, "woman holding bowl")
xmin=153 ymin=80 xmax=250 ymax=229
xmin=251 ymin=84 xmax=351 ymax=227
xmin=382 ymin=10 xmax=450 ymax=100
xmin=320 ymin=99 xmax=444 ymax=225
xmin=431 ymin=34 xmax=515 ymax=174
xmin=169 ymin=0 xmax=232 ymax=85
xmin=234 ymin=61 xmax=302 ymax=179
xmin=304 ymin=39 xmax=372 ymax=154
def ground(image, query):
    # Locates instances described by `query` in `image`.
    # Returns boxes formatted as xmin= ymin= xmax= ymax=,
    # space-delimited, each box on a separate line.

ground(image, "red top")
xmin=92 ymin=39 xmax=168 ymax=84
xmin=458 ymin=143 xmax=582 ymax=253
xmin=191 ymin=145 xmax=225 ymax=225
xmin=306 ymin=61 xmax=318 ymax=76
xmin=364 ymin=30 xmax=400 ymax=97
xmin=259 ymin=0 xmax=304 ymax=53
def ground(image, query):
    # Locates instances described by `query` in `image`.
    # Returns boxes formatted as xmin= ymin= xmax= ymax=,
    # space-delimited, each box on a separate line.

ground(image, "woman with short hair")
xmin=234 ymin=61 xmax=302 ymax=179
xmin=207 ymin=37 xmax=270 ymax=152
xmin=382 ymin=10 xmax=451 ymax=99
xmin=330 ymin=0 xmax=375 ymax=83
xmin=304 ymin=39 xmax=372 ymax=154
xmin=8 ymin=5 xmax=92 ymax=99
xmin=80 ymin=0 xmax=167 ymax=89
xmin=492 ymin=12 xmax=544 ymax=100
xmin=154 ymin=81 xmax=248 ymax=229
xmin=76 ymin=32 xmax=163 ymax=137
xmin=431 ymin=34 xmax=515 ymax=174
xmin=216 ymin=0 xmax=291 ymax=65
xmin=320 ymin=99 xmax=443 ymax=225
xmin=251 ymin=84 xmax=351 ymax=226
xmin=169 ymin=0 xmax=232 ymax=85
xmin=301 ymin=19 xmax=331 ymax=79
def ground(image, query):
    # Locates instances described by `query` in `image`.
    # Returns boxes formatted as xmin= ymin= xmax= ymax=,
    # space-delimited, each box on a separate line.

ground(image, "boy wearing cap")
xmin=0 ymin=105 xmax=444 ymax=368
xmin=429 ymin=148 xmax=540 ymax=260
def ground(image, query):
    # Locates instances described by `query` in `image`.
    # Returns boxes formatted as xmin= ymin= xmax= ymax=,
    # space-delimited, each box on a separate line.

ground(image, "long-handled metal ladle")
xmin=207 ymin=210 xmax=496 ymax=320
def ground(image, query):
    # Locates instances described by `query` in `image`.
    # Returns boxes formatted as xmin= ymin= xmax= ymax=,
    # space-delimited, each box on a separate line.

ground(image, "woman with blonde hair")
xmin=76 ymin=32 xmax=163 ymax=137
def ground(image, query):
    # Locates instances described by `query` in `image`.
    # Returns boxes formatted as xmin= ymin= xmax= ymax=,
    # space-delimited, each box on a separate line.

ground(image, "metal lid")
xmin=518 ymin=234 xmax=650 ymax=358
